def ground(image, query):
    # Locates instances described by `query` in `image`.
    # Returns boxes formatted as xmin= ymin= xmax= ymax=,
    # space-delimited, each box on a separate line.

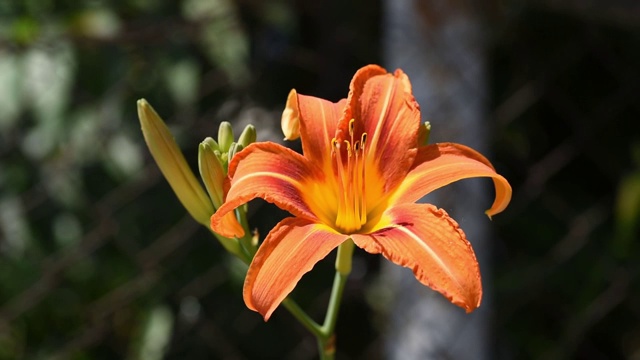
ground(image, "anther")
xmin=344 ymin=140 xmax=352 ymax=157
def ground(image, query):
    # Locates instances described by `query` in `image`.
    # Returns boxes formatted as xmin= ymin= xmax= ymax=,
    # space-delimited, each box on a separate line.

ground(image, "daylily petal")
xmin=210 ymin=142 xmax=321 ymax=238
xmin=342 ymin=64 xmax=387 ymax=123
xmin=390 ymin=142 xmax=512 ymax=218
xmin=352 ymin=203 xmax=482 ymax=312
xmin=351 ymin=67 xmax=421 ymax=193
xmin=283 ymin=89 xmax=347 ymax=167
xmin=244 ymin=217 xmax=347 ymax=320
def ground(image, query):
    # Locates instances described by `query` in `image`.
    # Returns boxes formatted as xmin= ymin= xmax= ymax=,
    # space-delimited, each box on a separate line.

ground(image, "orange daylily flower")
xmin=211 ymin=65 xmax=512 ymax=320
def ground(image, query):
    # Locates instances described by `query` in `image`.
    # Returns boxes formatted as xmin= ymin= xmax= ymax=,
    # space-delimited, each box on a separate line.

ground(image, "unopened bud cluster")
xmin=138 ymin=99 xmax=257 ymax=259
xmin=198 ymin=122 xmax=256 ymax=210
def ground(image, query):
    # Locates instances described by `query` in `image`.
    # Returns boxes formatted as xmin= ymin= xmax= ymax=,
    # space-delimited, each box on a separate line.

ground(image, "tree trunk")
xmin=383 ymin=1 xmax=493 ymax=359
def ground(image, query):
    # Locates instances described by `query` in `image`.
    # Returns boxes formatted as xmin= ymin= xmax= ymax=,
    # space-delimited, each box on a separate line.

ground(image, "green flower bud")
xmin=137 ymin=99 xmax=213 ymax=227
xmin=237 ymin=124 xmax=256 ymax=148
xmin=202 ymin=136 xmax=220 ymax=153
xmin=417 ymin=121 xmax=431 ymax=146
xmin=228 ymin=142 xmax=244 ymax=161
xmin=218 ymin=121 xmax=234 ymax=152
xmin=198 ymin=140 xmax=225 ymax=209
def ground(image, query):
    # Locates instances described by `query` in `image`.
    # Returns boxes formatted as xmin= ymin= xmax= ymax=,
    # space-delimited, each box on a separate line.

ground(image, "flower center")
xmin=331 ymin=119 xmax=367 ymax=233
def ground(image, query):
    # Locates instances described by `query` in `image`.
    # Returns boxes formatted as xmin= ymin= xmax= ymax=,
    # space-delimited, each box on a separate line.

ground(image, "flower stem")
xmin=216 ymin=207 xmax=325 ymax=340
xmin=216 ymin=206 xmax=354 ymax=359
xmin=281 ymin=298 xmax=324 ymax=339
xmin=316 ymin=239 xmax=355 ymax=359
xmin=236 ymin=208 xmax=256 ymax=258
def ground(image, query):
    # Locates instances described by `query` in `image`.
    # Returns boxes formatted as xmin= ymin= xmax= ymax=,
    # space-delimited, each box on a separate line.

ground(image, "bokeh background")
xmin=1 ymin=0 xmax=640 ymax=359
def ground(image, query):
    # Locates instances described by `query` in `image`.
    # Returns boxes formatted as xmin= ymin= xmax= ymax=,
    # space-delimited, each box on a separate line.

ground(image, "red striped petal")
xmin=283 ymin=89 xmax=346 ymax=167
xmin=210 ymin=142 xmax=322 ymax=238
xmin=357 ymin=68 xmax=421 ymax=192
xmin=244 ymin=217 xmax=347 ymax=320
xmin=353 ymin=203 xmax=482 ymax=312
xmin=391 ymin=142 xmax=512 ymax=218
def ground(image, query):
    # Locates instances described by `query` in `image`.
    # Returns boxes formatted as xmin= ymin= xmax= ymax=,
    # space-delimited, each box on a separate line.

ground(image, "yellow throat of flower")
xmin=332 ymin=119 xmax=368 ymax=234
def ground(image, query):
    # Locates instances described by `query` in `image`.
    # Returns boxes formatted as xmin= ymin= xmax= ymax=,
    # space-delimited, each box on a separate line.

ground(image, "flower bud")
xmin=251 ymin=229 xmax=259 ymax=247
xmin=202 ymin=136 xmax=220 ymax=153
xmin=237 ymin=124 xmax=256 ymax=148
xmin=228 ymin=142 xmax=244 ymax=161
xmin=198 ymin=140 xmax=225 ymax=209
xmin=218 ymin=121 xmax=234 ymax=152
xmin=281 ymin=89 xmax=300 ymax=140
xmin=417 ymin=121 xmax=431 ymax=146
xmin=137 ymin=99 xmax=214 ymax=227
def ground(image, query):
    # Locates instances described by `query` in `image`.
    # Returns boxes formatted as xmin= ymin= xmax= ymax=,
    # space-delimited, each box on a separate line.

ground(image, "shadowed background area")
xmin=0 ymin=0 xmax=639 ymax=359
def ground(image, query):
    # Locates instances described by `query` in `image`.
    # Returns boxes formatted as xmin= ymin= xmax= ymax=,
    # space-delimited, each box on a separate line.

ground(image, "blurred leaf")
xmin=52 ymin=212 xmax=82 ymax=248
xmin=134 ymin=305 xmax=174 ymax=360
xmin=21 ymin=123 xmax=57 ymax=160
xmin=164 ymin=59 xmax=200 ymax=107
xmin=23 ymin=41 xmax=74 ymax=126
xmin=201 ymin=20 xmax=249 ymax=86
xmin=0 ymin=50 xmax=23 ymax=129
xmin=70 ymin=8 xmax=122 ymax=39
xmin=11 ymin=16 xmax=39 ymax=45
xmin=107 ymin=133 xmax=144 ymax=178
xmin=613 ymin=170 xmax=640 ymax=258
xmin=182 ymin=0 xmax=231 ymax=20
xmin=182 ymin=0 xmax=249 ymax=86
xmin=0 ymin=196 xmax=31 ymax=258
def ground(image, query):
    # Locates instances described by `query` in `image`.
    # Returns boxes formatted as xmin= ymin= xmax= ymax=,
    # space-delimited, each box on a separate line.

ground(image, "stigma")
xmin=331 ymin=119 xmax=367 ymax=233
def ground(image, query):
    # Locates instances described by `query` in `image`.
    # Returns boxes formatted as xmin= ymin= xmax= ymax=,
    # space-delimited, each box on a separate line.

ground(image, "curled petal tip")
xmin=210 ymin=211 xmax=245 ymax=238
xmin=281 ymin=89 xmax=300 ymax=140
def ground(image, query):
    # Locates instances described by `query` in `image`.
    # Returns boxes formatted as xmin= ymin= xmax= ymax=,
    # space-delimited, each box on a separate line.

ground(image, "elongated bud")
xmin=202 ymin=137 xmax=220 ymax=153
xmin=228 ymin=142 xmax=244 ymax=161
xmin=218 ymin=121 xmax=234 ymax=152
xmin=137 ymin=99 xmax=213 ymax=227
xmin=237 ymin=124 xmax=256 ymax=148
xmin=281 ymin=89 xmax=300 ymax=140
xmin=203 ymin=137 xmax=225 ymax=169
xmin=198 ymin=140 xmax=225 ymax=209
xmin=417 ymin=121 xmax=431 ymax=146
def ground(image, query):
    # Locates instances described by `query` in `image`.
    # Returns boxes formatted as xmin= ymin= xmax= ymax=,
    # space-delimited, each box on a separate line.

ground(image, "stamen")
xmin=353 ymin=141 xmax=361 ymax=224
xmin=331 ymin=125 xmax=368 ymax=233
xmin=359 ymin=134 xmax=367 ymax=225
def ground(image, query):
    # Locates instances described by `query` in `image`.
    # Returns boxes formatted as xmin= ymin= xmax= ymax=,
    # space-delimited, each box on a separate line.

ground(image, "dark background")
xmin=0 ymin=0 xmax=639 ymax=359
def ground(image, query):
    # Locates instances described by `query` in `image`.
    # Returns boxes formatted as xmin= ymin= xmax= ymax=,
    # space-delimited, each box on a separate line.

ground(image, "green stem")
xmin=236 ymin=208 xmax=256 ymax=258
xmin=213 ymin=205 xmax=355 ymax=360
xmin=281 ymin=298 xmax=324 ymax=339
xmin=213 ymin=211 xmax=324 ymax=340
xmin=316 ymin=239 xmax=355 ymax=360
xmin=212 ymin=232 xmax=250 ymax=264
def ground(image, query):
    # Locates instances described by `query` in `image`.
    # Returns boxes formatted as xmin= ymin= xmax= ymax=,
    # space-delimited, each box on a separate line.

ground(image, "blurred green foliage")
xmin=0 ymin=0 xmax=639 ymax=359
